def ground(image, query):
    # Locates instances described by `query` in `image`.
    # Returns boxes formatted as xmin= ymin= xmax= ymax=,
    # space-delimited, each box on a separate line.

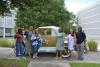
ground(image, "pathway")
xmin=0 ymin=47 xmax=100 ymax=67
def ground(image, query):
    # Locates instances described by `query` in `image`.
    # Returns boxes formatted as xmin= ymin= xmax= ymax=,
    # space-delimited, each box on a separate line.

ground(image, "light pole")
xmin=3 ymin=14 xmax=6 ymax=38
xmin=72 ymin=17 xmax=78 ymax=32
xmin=2 ymin=0 xmax=11 ymax=38
xmin=72 ymin=23 xmax=77 ymax=27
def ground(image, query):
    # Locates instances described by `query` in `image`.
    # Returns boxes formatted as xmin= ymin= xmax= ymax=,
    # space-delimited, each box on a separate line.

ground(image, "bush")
xmin=87 ymin=40 xmax=97 ymax=51
xmin=0 ymin=38 xmax=15 ymax=48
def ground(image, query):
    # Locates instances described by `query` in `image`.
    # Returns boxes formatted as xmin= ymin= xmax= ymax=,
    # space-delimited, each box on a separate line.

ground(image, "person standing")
xmin=56 ymin=27 xmax=65 ymax=59
xmin=76 ymin=26 xmax=86 ymax=60
xmin=14 ymin=28 xmax=25 ymax=59
xmin=68 ymin=29 xmax=76 ymax=60
xmin=31 ymin=29 xmax=43 ymax=59
xmin=24 ymin=26 xmax=33 ymax=58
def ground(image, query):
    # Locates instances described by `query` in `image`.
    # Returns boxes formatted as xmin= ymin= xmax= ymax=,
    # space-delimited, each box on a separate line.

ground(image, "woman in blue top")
xmin=31 ymin=29 xmax=43 ymax=59
xmin=56 ymin=27 xmax=65 ymax=59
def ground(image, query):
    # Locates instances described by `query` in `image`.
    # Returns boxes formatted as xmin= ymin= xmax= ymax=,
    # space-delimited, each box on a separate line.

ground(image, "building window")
xmin=5 ymin=28 xmax=11 ymax=33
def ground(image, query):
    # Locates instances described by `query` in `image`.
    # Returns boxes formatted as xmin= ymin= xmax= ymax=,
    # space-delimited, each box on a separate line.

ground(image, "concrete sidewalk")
xmin=27 ymin=51 xmax=100 ymax=67
xmin=28 ymin=61 xmax=70 ymax=67
xmin=0 ymin=47 xmax=100 ymax=67
xmin=0 ymin=47 xmax=16 ymax=59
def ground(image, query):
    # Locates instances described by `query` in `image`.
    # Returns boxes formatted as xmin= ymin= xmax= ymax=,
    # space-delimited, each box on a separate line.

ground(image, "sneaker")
xmin=19 ymin=57 xmax=23 ymax=60
xmin=55 ymin=57 xmax=59 ymax=59
xmin=33 ymin=55 xmax=36 ymax=59
xmin=69 ymin=58 xmax=73 ymax=61
xmin=16 ymin=57 xmax=20 ymax=60
xmin=59 ymin=57 xmax=62 ymax=59
xmin=22 ymin=57 xmax=26 ymax=59
xmin=77 ymin=58 xmax=84 ymax=60
xmin=35 ymin=56 xmax=39 ymax=59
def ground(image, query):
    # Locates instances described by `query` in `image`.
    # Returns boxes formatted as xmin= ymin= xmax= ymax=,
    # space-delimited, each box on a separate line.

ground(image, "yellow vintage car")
xmin=38 ymin=26 xmax=59 ymax=52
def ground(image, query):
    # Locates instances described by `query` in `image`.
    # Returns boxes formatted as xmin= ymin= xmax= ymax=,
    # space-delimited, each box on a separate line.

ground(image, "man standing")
xmin=76 ymin=26 xmax=86 ymax=60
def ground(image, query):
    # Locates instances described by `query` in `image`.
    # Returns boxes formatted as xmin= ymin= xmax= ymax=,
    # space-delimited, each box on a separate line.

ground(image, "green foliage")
xmin=10 ymin=0 xmax=35 ymax=8
xmin=0 ymin=59 xmax=29 ymax=67
xmin=70 ymin=63 xmax=100 ymax=67
xmin=0 ymin=38 xmax=15 ymax=48
xmin=0 ymin=0 xmax=74 ymax=31
xmin=15 ymin=0 xmax=73 ymax=30
xmin=87 ymin=40 xmax=97 ymax=51
xmin=0 ymin=0 xmax=35 ymax=15
xmin=0 ymin=0 xmax=10 ymax=15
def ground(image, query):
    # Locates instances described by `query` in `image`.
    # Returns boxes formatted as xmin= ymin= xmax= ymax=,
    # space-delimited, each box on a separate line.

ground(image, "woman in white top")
xmin=68 ymin=29 xmax=76 ymax=60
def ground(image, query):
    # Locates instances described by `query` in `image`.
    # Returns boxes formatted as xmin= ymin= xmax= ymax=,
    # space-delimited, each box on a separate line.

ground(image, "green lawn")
xmin=0 ymin=59 xmax=30 ymax=67
xmin=70 ymin=63 xmax=100 ymax=67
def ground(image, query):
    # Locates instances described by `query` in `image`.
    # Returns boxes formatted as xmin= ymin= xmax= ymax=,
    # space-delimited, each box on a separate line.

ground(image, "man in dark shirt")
xmin=76 ymin=26 xmax=86 ymax=60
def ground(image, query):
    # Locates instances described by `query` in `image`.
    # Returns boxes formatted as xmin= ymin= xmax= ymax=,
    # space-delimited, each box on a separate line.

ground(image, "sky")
xmin=64 ymin=0 xmax=98 ymax=14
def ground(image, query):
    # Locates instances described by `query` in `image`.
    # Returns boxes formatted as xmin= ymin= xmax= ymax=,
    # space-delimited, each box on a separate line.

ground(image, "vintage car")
xmin=38 ymin=26 xmax=59 ymax=52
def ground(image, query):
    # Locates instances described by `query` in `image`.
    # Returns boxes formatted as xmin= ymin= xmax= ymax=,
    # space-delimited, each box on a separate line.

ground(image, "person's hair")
xmin=71 ymin=30 xmax=74 ymax=37
xmin=29 ymin=26 xmax=33 ymax=28
xmin=78 ymin=26 xmax=82 ymax=32
xmin=29 ymin=26 xmax=33 ymax=30
xmin=69 ymin=28 xmax=74 ymax=37
xmin=17 ymin=29 xmax=23 ymax=35
xmin=71 ymin=32 xmax=74 ymax=37
xmin=59 ymin=27 xmax=63 ymax=33
xmin=65 ymin=30 xmax=69 ymax=35
xmin=83 ymin=30 xmax=84 ymax=33
xmin=34 ymin=29 xmax=39 ymax=35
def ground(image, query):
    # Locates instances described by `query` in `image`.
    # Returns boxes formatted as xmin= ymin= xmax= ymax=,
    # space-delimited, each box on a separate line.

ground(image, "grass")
xmin=0 ymin=38 xmax=15 ymax=48
xmin=0 ymin=59 xmax=30 ymax=67
xmin=87 ymin=40 xmax=97 ymax=51
xmin=70 ymin=63 xmax=100 ymax=67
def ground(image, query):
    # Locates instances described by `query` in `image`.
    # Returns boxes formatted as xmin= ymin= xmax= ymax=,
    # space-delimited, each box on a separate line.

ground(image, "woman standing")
xmin=24 ymin=26 xmax=33 ymax=58
xmin=31 ymin=29 xmax=42 ymax=59
xmin=15 ymin=28 xmax=25 ymax=59
xmin=56 ymin=28 xmax=65 ymax=59
xmin=68 ymin=29 xmax=76 ymax=60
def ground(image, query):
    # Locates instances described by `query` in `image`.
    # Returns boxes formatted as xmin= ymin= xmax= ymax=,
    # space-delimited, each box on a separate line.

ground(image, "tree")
xmin=0 ymin=0 xmax=75 ymax=31
xmin=0 ymin=0 xmax=35 ymax=15
xmin=0 ymin=0 xmax=10 ymax=15
xmin=15 ymin=0 xmax=72 ymax=30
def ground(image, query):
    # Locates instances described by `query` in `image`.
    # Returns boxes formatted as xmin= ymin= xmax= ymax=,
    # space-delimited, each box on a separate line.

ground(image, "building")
xmin=77 ymin=1 xmax=100 ymax=50
xmin=0 ymin=10 xmax=16 ymax=37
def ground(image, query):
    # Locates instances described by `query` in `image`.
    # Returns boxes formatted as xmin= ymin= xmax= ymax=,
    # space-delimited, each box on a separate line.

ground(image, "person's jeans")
xmin=32 ymin=45 xmax=40 ymax=55
xmin=77 ymin=42 xmax=84 ymax=59
xmin=16 ymin=42 xmax=25 ymax=57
